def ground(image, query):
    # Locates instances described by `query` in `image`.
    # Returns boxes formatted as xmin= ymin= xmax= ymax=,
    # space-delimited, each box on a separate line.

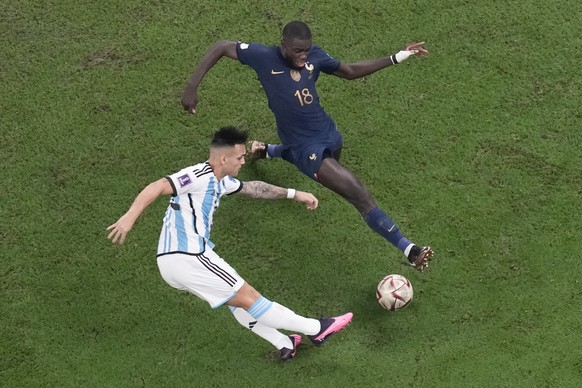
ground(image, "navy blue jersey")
xmin=236 ymin=42 xmax=341 ymax=147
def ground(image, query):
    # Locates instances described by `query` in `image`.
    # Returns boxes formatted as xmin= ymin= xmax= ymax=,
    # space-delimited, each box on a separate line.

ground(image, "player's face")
xmin=281 ymin=37 xmax=312 ymax=69
xmin=224 ymin=144 xmax=246 ymax=176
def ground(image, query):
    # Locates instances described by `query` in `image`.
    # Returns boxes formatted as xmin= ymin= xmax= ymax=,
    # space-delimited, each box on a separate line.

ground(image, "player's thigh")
xmin=156 ymin=251 xmax=245 ymax=309
xmin=284 ymin=142 xmax=343 ymax=181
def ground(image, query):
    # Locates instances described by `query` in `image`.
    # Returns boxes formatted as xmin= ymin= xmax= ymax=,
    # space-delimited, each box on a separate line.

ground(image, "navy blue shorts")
xmin=281 ymin=134 xmax=343 ymax=180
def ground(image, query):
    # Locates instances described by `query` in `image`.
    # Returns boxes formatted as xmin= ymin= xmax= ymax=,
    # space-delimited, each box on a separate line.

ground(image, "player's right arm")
xmin=107 ymin=178 xmax=173 ymax=245
xmin=181 ymin=40 xmax=238 ymax=113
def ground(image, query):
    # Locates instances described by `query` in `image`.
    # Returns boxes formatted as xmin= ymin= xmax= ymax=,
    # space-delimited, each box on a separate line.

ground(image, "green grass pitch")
xmin=2 ymin=0 xmax=581 ymax=386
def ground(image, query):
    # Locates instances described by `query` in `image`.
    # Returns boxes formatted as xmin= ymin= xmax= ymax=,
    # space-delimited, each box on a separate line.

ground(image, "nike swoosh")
xmin=387 ymin=225 xmax=395 ymax=232
xmin=271 ymin=70 xmax=285 ymax=75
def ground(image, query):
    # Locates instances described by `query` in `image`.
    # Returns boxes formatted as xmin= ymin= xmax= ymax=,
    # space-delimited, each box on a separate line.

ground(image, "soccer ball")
xmin=376 ymin=274 xmax=413 ymax=311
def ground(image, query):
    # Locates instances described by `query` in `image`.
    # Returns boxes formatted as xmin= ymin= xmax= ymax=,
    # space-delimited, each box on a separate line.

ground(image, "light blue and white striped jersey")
xmin=157 ymin=162 xmax=242 ymax=256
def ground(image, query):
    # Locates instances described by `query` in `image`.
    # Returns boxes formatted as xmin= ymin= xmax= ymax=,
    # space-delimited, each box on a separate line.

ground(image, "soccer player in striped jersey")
xmin=181 ymin=21 xmax=433 ymax=271
xmin=107 ymin=126 xmax=352 ymax=361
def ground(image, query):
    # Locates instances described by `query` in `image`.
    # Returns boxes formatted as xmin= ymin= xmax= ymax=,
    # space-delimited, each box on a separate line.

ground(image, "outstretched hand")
xmin=294 ymin=191 xmax=319 ymax=211
xmin=181 ymin=87 xmax=199 ymax=114
xmin=404 ymin=42 xmax=429 ymax=57
xmin=107 ymin=214 xmax=136 ymax=245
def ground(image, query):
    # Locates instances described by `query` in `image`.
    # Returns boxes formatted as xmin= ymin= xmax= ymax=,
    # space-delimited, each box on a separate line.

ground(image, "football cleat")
xmin=279 ymin=334 xmax=302 ymax=361
xmin=407 ymin=246 xmax=433 ymax=272
xmin=308 ymin=312 xmax=353 ymax=347
xmin=247 ymin=140 xmax=267 ymax=161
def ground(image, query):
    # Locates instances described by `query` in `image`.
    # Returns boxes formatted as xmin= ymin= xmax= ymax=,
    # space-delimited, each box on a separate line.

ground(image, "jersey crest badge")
xmin=309 ymin=153 xmax=317 ymax=161
xmin=290 ymin=69 xmax=301 ymax=82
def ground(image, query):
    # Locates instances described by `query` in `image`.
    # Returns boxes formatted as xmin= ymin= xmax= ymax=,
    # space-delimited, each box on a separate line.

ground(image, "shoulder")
xmin=191 ymin=162 xmax=214 ymax=178
xmin=237 ymin=42 xmax=272 ymax=53
xmin=310 ymin=44 xmax=336 ymax=59
xmin=310 ymin=44 xmax=326 ymax=56
xmin=222 ymin=175 xmax=243 ymax=195
xmin=309 ymin=44 xmax=340 ymax=72
xmin=237 ymin=42 xmax=278 ymax=68
xmin=166 ymin=162 xmax=212 ymax=189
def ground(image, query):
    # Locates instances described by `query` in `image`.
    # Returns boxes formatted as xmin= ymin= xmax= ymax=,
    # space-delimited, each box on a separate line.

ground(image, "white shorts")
xmin=156 ymin=250 xmax=245 ymax=309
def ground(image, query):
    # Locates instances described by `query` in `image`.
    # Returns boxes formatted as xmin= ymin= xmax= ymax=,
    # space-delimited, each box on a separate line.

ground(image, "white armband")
xmin=287 ymin=188 xmax=296 ymax=199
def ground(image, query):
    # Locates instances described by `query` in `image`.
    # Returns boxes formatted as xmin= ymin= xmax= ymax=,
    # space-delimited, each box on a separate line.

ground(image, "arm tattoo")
xmin=239 ymin=181 xmax=287 ymax=199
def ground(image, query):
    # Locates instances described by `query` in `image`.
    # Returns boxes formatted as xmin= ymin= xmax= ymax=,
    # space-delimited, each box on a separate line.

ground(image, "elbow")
xmin=214 ymin=40 xmax=232 ymax=49
xmin=343 ymin=73 xmax=359 ymax=80
xmin=337 ymin=68 xmax=360 ymax=80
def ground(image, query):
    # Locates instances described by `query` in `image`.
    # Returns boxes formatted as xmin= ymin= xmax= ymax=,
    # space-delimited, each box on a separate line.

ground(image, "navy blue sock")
xmin=364 ymin=207 xmax=411 ymax=252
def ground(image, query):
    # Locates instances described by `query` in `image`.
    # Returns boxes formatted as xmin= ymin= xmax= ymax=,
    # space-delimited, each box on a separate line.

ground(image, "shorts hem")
xmin=211 ymin=291 xmax=237 ymax=309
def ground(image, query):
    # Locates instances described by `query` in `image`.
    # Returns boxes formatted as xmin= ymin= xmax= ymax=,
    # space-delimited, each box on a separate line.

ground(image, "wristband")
xmin=287 ymin=188 xmax=296 ymax=199
xmin=393 ymin=50 xmax=415 ymax=64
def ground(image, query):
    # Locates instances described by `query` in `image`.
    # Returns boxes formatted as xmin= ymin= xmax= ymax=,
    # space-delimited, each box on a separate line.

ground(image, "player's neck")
xmin=207 ymin=159 xmax=225 ymax=180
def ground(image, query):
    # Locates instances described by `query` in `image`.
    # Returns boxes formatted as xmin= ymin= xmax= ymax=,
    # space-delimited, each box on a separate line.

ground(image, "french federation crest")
xmin=290 ymin=69 xmax=301 ymax=82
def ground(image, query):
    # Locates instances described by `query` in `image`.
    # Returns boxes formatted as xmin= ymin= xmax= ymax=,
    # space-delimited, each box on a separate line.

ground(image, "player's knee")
xmin=231 ymin=283 xmax=262 ymax=309
xmin=352 ymin=197 xmax=376 ymax=215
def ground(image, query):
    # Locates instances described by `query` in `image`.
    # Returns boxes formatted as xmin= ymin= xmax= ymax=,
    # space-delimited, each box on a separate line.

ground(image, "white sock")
xmin=230 ymin=307 xmax=292 ymax=350
xmin=404 ymin=243 xmax=414 ymax=258
xmin=248 ymin=298 xmax=320 ymax=336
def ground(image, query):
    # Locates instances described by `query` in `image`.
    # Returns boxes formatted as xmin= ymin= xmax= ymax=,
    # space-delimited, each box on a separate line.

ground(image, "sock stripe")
xmin=247 ymin=297 xmax=273 ymax=319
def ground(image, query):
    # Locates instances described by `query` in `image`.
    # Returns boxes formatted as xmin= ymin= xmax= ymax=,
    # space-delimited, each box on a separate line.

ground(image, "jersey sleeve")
xmin=236 ymin=42 xmax=269 ymax=71
xmin=312 ymin=45 xmax=341 ymax=74
xmin=165 ymin=167 xmax=205 ymax=196
xmin=222 ymin=176 xmax=243 ymax=195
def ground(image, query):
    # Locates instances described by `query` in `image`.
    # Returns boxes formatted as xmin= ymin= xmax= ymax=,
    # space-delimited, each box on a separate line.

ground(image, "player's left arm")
xmin=238 ymin=181 xmax=318 ymax=211
xmin=333 ymin=42 xmax=428 ymax=80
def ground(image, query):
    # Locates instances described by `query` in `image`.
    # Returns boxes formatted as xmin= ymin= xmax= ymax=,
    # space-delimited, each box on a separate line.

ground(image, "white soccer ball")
xmin=376 ymin=274 xmax=413 ymax=311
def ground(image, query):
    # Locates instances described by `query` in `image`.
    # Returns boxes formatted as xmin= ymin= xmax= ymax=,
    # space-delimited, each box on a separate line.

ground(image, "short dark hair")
xmin=282 ymin=20 xmax=312 ymax=41
xmin=210 ymin=126 xmax=249 ymax=148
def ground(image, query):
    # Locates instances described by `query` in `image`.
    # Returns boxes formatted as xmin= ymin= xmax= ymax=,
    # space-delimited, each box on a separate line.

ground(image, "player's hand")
xmin=181 ymin=87 xmax=199 ymax=114
xmin=107 ymin=215 xmax=135 ymax=245
xmin=404 ymin=42 xmax=429 ymax=57
xmin=294 ymin=191 xmax=319 ymax=211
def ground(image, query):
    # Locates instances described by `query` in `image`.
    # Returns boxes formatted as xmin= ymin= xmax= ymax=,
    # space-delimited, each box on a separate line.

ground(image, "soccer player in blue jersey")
xmin=107 ymin=126 xmax=352 ymax=361
xmin=181 ymin=21 xmax=433 ymax=270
